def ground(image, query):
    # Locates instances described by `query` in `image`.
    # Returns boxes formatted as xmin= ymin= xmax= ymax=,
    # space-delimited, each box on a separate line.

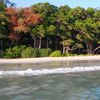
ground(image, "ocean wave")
xmin=0 ymin=66 xmax=100 ymax=77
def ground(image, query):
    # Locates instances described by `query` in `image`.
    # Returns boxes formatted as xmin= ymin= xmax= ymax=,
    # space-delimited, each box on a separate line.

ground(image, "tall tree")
xmin=15 ymin=7 xmax=42 ymax=47
xmin=0 ymin=2 xmax=9 ymax=49
xmin=75 ymin=18 xmax=100 ymax=54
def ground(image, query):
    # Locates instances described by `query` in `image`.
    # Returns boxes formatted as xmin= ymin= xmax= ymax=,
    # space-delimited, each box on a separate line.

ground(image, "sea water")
xmin=0 ymin=60 xmax=100 ymax=100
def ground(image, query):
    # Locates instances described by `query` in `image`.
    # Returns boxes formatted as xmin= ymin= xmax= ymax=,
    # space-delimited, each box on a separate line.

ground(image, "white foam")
xmin=0 ymin=66 xmax=100 ymax=77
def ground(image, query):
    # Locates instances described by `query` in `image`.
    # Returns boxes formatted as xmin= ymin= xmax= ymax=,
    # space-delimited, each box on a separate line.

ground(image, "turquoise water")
xmin=0 ymin=61 xmax=100 ymax=100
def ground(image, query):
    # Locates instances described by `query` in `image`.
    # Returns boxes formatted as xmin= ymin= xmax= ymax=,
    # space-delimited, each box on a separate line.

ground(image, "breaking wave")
xmin=0 ymin=66 xmax=100 ymax=77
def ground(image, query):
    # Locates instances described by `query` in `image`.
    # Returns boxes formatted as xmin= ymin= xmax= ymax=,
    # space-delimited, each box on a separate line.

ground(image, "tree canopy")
xmin=0 ymin=2 xmax=100 ymax=58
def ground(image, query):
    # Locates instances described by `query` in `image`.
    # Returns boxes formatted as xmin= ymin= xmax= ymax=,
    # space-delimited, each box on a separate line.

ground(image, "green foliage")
xmin=0 ymin=3 xmax=100 ymax=57
xmin=21 ymin=47 xmax=40 ymax=58
xmin=61 ymin=39 xmax=74 ymax=46
xmin=39 ymin=48 xmax=52 ymax=57
xmin=49 ymin=50 xmax=62 ymax=57
xmin=86 ymin=7 xmax=95 ymax=15
xmin=0 ymin=2 xmax=6 ymax=11
xmin=21 ymin=48 xmax=52 ymax=58
xmin=47 ymin=25 xmax=56 ymax=35
xmin=4 ymin=45 xmax=26 ymax=58
xmin=62 ymin=52 xmax=76 ymax=57
xmin=58 ymin=5 xmax=71 ymax=13
xmin=31 ymin=2 xmax=57 ymax=17
xmin=1 ymin=0 xmax=15 ymax=7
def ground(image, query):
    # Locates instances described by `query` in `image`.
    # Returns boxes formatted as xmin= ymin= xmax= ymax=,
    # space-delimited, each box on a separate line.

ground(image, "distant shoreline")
xmin=0 ymin=55 xmax=100 ymax=64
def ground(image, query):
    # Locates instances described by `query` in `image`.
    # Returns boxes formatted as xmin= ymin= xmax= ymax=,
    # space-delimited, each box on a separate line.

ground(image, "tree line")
xmin=0 ymin=1 xmax=100 ymax=58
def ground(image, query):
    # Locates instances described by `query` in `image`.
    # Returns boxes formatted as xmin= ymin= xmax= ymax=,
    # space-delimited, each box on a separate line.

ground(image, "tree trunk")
xmin=46 ymin=37 xmax=49 ymax=48
xmin=34 ymin=37 xmax=37 ymax=48
xmin=39 ymin=38 xmax=42 ymax=49
xmin=92 ymin=46 xmax=100 ymax=54
xmin=0 ymin=40 xmax=3 ymax=49
xmin=86 ymin=42 xmax=93 ymax=54
xmin=63 ymin=45 xmax=69 ymax=54
xmin=65 ymin=46 xmax=69 ymax=53
xmin=63 ymin=45 xmax=65 ymax=54
xmin=55 ymin=37 xmax=58 ymax=50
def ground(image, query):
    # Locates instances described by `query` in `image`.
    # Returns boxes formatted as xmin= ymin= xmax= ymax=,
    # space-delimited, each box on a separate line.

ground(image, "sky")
xmin=11 ymin=0 xmax=100 ymax=9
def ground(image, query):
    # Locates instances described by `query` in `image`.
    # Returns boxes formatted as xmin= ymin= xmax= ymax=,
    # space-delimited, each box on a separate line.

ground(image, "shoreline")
xmin=0 ymin=55 xmax=100 ymax=64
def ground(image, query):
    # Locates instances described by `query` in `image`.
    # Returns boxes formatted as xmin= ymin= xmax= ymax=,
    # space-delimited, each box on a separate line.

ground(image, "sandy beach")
xmin=0 ymin=55 xmax=100 ymax=64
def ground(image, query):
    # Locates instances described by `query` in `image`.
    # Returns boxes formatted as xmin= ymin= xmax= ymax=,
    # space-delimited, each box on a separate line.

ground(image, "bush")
xmin=21 ymin=47 xmax=40 ymax=58
xmin=49 ymin=50 xmax=62 ymax=57
xmin=4 ymin=45 xmax=26 ymax=58
xmin=62 ymin=52 xmax=72 ymax=56
xmin=39 ymin=48 xmax=52 ymax=57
